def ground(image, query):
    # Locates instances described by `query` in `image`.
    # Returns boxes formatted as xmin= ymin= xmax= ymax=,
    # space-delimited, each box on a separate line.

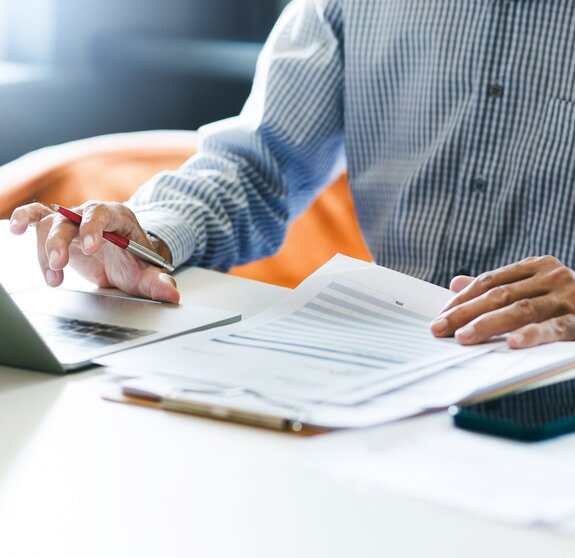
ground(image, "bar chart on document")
xmin=184 ymin=270 xmax=495 ymax=406
xmin=216 ymin=278 xmax=433 ymax=367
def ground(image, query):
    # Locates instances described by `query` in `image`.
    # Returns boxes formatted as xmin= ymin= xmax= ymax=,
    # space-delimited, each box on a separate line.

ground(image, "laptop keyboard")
xmin=26 ymin=313 xmax=155 ymax=350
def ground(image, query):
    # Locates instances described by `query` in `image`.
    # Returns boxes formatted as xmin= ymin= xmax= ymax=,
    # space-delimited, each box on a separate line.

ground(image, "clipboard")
xmin=102 ymin=382 xmax=327 ymax=435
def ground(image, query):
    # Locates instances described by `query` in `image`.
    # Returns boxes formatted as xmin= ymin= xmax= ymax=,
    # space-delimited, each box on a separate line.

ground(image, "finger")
xmin=449 ymin=275 xmax=474 ymax=293
xmin=452 ymin=295 xmax=560 ymax=345
xmin=45 ymin=214 xmax=84 ymax=271
xmin=508 ymin=315 xmax=575 ymax=349
xmin=79 ymin=202 xmax=147 ymax=255
xmin=9 ymin=203 xmax=54 ymax=234
xmin=73 ymin=202 xmax=107 ymax=255
xmin=441 ymin=257 xmax=551 ymax=313
xmin=438 ymin=276 xmax=474 ymax=315
xmin=431 ymin=276 xmax=547 ymax=337
xmin=35 ymin=216 xmax=64 ymax=287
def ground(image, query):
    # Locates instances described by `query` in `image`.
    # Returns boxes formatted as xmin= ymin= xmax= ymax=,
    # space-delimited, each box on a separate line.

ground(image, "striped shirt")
xmin=131 ymin=0 xmax=575 ymax=288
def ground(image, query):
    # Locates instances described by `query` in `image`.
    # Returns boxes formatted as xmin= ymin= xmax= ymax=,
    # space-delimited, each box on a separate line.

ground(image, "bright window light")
xmin=1 ymin=0 xmax=55 ymax=63
xmin=0 ymin=1 xmax=7 ymax=58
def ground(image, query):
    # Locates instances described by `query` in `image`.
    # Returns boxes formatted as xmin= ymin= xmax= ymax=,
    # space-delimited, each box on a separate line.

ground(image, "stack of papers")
xmin=99 ymin=255 xmax=575 ymax=430
xmin=301 ymin=412 xmax=575 ymax=527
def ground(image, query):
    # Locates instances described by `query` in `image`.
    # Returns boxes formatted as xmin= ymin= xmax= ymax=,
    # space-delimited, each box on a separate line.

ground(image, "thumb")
xmin=139 ymin=268 xmax=180 ymax=303
xmin=450 ymin=275 xmax=475 ymax=293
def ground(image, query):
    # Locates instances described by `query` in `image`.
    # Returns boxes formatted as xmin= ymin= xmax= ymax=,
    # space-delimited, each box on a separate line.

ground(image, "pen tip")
xmin=32 ymin=200 xmax=57 ymax=214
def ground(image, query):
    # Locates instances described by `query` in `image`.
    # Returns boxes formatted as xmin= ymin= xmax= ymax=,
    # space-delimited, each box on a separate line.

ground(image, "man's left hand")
xmin=430 ymin=256 xmax=575 ymax=349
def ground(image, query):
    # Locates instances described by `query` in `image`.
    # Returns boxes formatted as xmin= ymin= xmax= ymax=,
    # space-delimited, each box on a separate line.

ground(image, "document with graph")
xmin=98 ymin=255 xmax=499 ymax=415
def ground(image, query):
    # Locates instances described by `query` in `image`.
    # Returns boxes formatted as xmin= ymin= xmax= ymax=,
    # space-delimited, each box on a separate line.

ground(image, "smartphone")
xmin=451 ymin=377 xmax=575 ymax=442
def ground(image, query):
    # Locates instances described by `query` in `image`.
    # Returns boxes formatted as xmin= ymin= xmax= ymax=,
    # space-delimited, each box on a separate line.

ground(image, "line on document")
xmin=211 ymin=339 xmax=387 ymax=369
xmin=229 ymin=334 xmax=405 ymax=364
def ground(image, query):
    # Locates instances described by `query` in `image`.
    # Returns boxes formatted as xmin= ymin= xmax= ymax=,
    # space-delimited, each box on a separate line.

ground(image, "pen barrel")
xmin=55 ymin=205 xmax=82 ymax=225
xmin=126 ymin=240 xmax=175 ymax=273
xmin=103 ymin=231 xmax=129 ymax=249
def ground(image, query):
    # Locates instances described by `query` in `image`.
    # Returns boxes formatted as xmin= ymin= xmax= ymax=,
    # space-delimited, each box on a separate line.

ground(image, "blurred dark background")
xmin=0 ymin=0 xmax=289 ymax=164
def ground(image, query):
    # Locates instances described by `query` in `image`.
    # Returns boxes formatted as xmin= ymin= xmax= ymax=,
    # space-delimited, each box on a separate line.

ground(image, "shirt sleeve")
xmin=128 ymin=0 xmax=345 ymax=270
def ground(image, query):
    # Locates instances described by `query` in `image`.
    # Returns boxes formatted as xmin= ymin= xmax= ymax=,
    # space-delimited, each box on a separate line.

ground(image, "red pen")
xmin=51 ymin=204 xmax=175 ymax=273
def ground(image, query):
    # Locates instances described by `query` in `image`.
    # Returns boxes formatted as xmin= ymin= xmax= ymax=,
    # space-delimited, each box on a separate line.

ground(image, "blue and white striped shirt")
xmin=131 ymin=0 xmax=575 ymax=288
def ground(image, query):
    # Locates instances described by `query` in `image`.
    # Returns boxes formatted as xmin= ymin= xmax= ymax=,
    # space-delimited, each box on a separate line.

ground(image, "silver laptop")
xmin=0 ymin=282 xmax=240 ymax=373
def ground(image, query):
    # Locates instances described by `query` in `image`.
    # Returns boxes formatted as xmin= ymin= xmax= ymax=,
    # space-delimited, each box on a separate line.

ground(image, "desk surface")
xmin=0 ymin=221 xmax=574 ymax=558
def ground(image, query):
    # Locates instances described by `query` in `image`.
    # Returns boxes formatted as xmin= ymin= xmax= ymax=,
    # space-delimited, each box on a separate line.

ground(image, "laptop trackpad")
xmin=12 ymin=288 xmax=174 ymax=328
xmin=12 ymin=287 xmax=239 ymax=335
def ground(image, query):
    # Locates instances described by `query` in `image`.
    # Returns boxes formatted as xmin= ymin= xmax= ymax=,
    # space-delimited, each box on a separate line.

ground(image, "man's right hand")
xmin=9 ymin=201 xmax=180 ymax=303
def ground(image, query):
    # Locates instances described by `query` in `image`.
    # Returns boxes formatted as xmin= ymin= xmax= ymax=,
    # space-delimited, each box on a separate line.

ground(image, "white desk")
xmin=0 ymin=222 xmax=574 ymax=558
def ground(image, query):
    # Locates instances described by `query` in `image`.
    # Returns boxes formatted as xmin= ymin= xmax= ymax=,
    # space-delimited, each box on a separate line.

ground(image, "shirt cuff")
xmin=132 ymin=209 xmax=197 ymax=269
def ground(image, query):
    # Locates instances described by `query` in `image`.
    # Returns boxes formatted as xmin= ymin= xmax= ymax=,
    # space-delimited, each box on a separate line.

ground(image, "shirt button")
xmin=471 ymin=177 xmax=487 ymax=192
xmin=487 ymin=82 xmax=504 ymax=98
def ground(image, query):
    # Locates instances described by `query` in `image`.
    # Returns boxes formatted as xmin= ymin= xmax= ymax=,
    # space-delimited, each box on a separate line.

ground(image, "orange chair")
xmin=0 ymin=133 xmax=371 ymax=287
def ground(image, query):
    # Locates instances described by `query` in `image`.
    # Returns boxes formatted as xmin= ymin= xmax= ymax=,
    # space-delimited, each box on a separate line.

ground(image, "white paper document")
xmin=302 ymin=413 xmax=575 ymax=526
xmin=98 ymin=255 xmax=575 ymax=429
xmin=98 ymin=256 xmax=500 ymax=424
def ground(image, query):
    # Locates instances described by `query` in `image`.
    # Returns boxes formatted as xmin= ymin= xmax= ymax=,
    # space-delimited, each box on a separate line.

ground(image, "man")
xmin=9 ymin=0 xmax=575 ymax=349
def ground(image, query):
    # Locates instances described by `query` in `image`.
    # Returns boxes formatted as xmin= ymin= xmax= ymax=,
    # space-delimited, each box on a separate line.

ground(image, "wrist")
xmin=145 ymin=231 xmax=173 ymax=264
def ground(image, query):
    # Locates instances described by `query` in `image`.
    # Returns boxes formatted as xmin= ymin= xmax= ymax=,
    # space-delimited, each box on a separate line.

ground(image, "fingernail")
xmin=83 ymin=235 xmax=95 ymax=251
xmin=456 ymin=325 xmax=476 ymax=341
xmin=431 ymin=317 xmax=448 ymax=335
xmin=9 ymin=218 xmax=21 ymax=230
xmin=49 ymin=250 xmax=60 ymax=269
xmin=45 ymin=269 xmax=57 ymax=285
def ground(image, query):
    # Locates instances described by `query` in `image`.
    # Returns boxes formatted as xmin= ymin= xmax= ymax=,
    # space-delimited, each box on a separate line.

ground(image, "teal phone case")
xmin=452 ymin=378 xmax=575 ymax=442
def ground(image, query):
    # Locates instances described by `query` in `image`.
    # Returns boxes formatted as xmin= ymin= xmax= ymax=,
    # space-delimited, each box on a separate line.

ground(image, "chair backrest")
xmin=0 ymin=148 xmax=194 ymax=217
